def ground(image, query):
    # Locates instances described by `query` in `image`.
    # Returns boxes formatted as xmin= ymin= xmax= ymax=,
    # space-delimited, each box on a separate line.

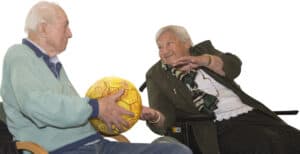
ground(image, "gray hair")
xmin=24 ymin=1 xmax=61 ymax=33
xmin=155 ymin=25 xmax=193 ymax=46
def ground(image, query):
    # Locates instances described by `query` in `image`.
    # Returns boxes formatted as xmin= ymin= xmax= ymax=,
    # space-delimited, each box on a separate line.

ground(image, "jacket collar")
xmin=22 ymin=38 xmax=62 ymax=78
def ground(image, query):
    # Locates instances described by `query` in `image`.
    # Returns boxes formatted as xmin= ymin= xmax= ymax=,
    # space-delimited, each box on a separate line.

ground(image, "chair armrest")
xmin=274 ymin=110 xmax=298 ymax=115
xmin=16 ymin=141 xmax=48 ymax=154
xmin=176 ymin=114 xmax=215 ymax=122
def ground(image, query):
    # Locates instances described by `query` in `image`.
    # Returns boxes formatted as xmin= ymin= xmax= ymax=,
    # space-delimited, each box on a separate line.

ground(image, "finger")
xmin=140 ymin=114 xmax=145 ymax=120
xmin=111 ymin=89 xmax=124 ymax=101
xmin=118 ymin=118 xmax=130 ymax=129
xmin=112 ymin=116 xmax=129 ymax=131
xmin=141 ymin=114 xmax=152 ymax=121
xmin=173 ymin=59 xmax=189 ymax=66
xmin=112 ymin=119 xmax=123 ymax=131
xmin=106 ymin=124 xmax=113 ymax=134
xmin=175 ymin=56 xmax=191 ymax=63
xmin=176 ymin=65 xmax=191 ymax=72
xmin=190 ymin=63 xmax=199 ymax=69
xmin=119 ymin=107 xmax=135 ymax=117
xmin=141 ymin=106 xmax=150 ymax=113
xmin=101 ymin=118 xmax=113 ymax=133
xmin=173 ymin=63 xmax=188 ymax=68
xmin=140 ymin=111 xmax=151 ymax=120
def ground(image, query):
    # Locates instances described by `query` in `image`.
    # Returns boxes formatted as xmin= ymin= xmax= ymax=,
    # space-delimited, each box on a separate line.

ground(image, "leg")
xmin=216 ymin=109 xmax=300 ymax=154
xmin=99 ymin=139 xmax=192 ymax=154
xmin=60 ymin=139 xmax=192 ymax=154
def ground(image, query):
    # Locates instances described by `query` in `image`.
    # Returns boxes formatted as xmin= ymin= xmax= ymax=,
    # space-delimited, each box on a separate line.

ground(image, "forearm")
xmin=203 ymin=54 xmax=225 ymax=76
xmin=197 ymin=53 xmax=241 ymax=79
xmin=190 ymin=40 xmax=242 ymax=79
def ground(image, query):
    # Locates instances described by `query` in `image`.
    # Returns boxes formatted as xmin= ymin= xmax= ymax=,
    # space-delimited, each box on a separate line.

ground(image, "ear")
xmin=37 ymin=23 xmax=48 ymax=37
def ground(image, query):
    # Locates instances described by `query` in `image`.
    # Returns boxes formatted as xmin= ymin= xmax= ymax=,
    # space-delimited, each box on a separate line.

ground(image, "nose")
xmin=67 ymin=27 xmax=72 ymax=38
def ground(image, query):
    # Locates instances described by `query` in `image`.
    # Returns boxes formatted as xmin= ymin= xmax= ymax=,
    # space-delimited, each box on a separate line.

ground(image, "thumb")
xmin=111 ymin=89 xmax=124 ymax=101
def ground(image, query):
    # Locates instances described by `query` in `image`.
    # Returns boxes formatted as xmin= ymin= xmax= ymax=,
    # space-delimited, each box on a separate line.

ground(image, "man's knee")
xmin=150 ymin=136 xmax=192 ymax=154
xmin=161 ymin=143 xmax=192 ymax=154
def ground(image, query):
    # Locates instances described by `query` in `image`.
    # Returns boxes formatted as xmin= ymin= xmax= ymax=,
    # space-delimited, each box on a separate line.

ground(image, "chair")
xmin=0 ymin=102 xmax=129 ymax=154
xmin=139 ymin=81 xmax=299 ymax=154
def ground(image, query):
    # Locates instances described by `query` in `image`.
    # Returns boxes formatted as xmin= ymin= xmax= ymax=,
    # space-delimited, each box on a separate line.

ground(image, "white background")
xmin=1 ymin=0 xmax=299 ymax=143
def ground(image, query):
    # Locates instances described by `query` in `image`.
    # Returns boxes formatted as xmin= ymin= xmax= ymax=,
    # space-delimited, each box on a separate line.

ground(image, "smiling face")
xmin=157 ymin=31 xmax=190 ymax=65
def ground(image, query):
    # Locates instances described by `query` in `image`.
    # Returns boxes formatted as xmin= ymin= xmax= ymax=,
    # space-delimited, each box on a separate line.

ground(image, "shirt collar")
xmin=22 ymin=38 xmax=62 ymax=78
xmin=22 ymin=38 xmax=60 ymax=64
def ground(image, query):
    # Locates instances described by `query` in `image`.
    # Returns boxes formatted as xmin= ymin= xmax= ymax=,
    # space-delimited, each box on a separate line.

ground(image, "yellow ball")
xmin=85 ymin=76 xmax=142 ymax=136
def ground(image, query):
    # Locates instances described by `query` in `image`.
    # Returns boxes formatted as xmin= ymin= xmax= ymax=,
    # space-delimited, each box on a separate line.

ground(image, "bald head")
xmin=24 ymin=1 xmax=72 ymax=57
xmin=24 ymin=1 xmax=65 ymax=33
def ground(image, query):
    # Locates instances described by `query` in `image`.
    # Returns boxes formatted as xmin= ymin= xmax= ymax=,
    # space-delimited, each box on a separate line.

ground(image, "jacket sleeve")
xmin=145 ymin=69 xmax=176 ymax=135
xmin=191 ymin=40 xmax=242 ymax=80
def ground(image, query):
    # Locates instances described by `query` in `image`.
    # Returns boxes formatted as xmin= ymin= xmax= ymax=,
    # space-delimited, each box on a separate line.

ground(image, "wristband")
xmin=206 ymin=55 xmax=212 ymax=66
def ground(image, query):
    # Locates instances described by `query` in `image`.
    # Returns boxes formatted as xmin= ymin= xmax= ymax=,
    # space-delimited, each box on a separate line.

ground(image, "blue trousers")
xmin=59 ymin=139 xmax=192 ymax=154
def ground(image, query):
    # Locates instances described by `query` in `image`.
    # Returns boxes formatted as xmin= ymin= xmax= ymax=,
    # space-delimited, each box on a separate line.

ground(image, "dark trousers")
xmin=216 ymin=109 xmax=300 ymax=154
xmin=167 ymin=110 xmax=300 ymax=154
xmin=0 ymin=121 xmax=18 ymax=154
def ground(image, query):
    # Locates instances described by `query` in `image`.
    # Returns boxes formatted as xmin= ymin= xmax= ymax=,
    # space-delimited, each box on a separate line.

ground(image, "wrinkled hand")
xmin=98 ymin=89 xmax=134 ymax=131
xmin=173 ymin=55 xmax=225 ymax=76
xmin=172 ymin=55 xmax=205 ymax=72
xmin=140 ymin=106 xmax=159 ymax=122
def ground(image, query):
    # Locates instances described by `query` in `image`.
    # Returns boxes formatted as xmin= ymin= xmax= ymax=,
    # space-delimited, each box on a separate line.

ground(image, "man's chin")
xmin=58 ymin=47 xmax=67 ymax=54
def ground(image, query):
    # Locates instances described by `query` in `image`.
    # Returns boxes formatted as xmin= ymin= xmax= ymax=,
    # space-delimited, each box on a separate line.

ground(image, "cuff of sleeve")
xmin=88 ymin=99 xmax=99 ymax=118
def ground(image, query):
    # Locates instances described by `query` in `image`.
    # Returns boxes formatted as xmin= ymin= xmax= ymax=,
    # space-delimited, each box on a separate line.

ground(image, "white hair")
xmin=24 ymin=1 xmax=61 ymax=33
xmin=155 ymin=25 xmax=193 ymax=46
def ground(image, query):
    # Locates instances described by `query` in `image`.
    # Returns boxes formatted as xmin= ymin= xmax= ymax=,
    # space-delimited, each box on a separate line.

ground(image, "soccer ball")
xmin=85 ymin=76 xmax=142 ymax=135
